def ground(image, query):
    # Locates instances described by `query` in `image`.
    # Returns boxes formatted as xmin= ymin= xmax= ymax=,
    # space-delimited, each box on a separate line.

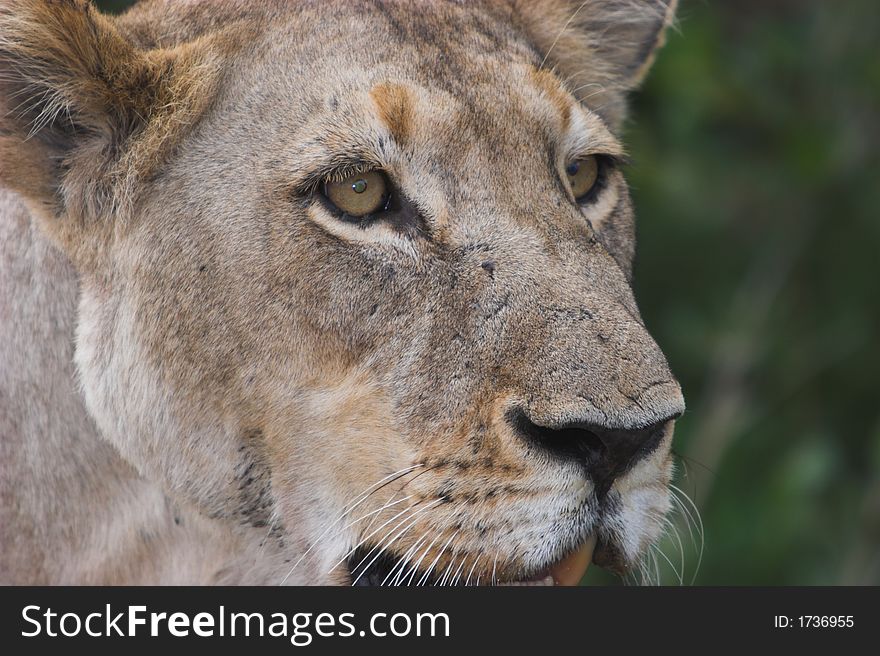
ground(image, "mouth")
xmin=347 ymin=534 xmax=598 ymax=586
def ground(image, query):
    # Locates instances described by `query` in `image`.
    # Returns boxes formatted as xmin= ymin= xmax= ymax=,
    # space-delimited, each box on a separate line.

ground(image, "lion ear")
xmin=514 ymin=0 xmax=677 ymax=129
xmin=0 ymin=0 xmax=222 ymax=256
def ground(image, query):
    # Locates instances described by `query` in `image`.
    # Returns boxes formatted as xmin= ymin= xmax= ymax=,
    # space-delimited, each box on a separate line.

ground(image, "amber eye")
xmin=565 ymin=155 xmax=600 ymax=201
xmin=323 ymin=170 xmax=389 ymax=218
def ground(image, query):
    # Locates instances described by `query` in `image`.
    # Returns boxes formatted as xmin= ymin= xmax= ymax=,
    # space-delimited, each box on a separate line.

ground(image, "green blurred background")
xmin=611 ymin=0 xmax=880 ymax=585
xmin=96 ymin=0 xmax=880 ymax=585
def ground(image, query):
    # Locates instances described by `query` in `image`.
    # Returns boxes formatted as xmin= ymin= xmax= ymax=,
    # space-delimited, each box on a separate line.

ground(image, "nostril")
xmin=508 ymin=409 xmax=673 ymax=499
xmin=509 ymin=410 xmax=606 ymax=468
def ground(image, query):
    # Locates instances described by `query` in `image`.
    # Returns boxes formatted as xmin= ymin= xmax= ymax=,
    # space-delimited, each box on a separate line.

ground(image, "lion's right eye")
xmin=565 ymin=155 xmax=600 ymax=202
xmin=322 ymin=170 xmax=390 ymax=218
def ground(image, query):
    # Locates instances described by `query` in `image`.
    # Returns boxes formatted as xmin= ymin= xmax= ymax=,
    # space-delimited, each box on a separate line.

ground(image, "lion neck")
xmin=0 ymin=188 xmax=283 ymax=584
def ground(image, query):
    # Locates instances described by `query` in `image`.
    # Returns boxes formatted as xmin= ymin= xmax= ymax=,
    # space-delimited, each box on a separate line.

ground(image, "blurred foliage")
xmin=95 ymin=0 xmax=879 ymax=585
xmin=606 ymin=0 xmax=880 ymax=585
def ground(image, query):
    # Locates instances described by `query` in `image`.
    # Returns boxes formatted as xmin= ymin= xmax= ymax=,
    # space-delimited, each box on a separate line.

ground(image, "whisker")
xmin=340 ymin=494 xmax=414 ymax=535
xmin=652 ymin=542 xmax=683 ymax=586
xmin=667 ymin=518 xmax=686 ymax=585
xmin=361 ymin=463 xmax=444 ymax=534
xmin=394 ymin=535 xmax=433 ymax=587
xmin=403 ymin=535 xmax=440 ymax=586
xmin=464 ymin=554 xmax=480 ymax=587
xmin=539 ymin=0 xmax=591 ymax=70
xmin=419 ymin=531 xmax=459 ymax=586
xmin=632 ymin=555 xmax=646 ymax=586
xmin=450 ymin=555 xmax=469 ymax=587
xmin=670 ymin=486 xmax=702 ymax=552
xmin=348 ymin=512 xmax=420 ymax=583
xmin=636 ymin=557 xmax=649 ymax=586
xmin=670 ymin=489 xmax=698 ymax=555
xmin=670 ymin=484 xmax=705 ymax=584
xmin=384 ymin=534 xmax=428 ymax=586
xmin=646 ymin=509 xmax=686 ymax=585
xmin=671 ymin=484 xmax=705 ymax=545
xmin=437 ymin=552 xmax=459 ymax=587
xmin=278 ymin=463 xmax=423 ymax=584
xmin=347 ymin=499 xmax=443 ymax=584
xmin=352 ymin=510 xmax=430 ymax=586
xmin=567 ymin=81 xmax=605 ymax=96
xmin=330 ymin=499 xmax=429 ymax=575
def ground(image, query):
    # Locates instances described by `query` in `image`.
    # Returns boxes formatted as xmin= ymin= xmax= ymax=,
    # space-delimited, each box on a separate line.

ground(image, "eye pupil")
xmin=352 ymin=179 xmax=368 ymax=194
xmin=566 ymin=162 xmax=580 ymax=176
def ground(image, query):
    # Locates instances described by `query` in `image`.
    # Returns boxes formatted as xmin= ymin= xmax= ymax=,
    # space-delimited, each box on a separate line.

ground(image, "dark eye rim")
xmin=313 ymin=169 xmax=430 ymax=238
xmin=571 ymin=154 xmax=613 ymax=206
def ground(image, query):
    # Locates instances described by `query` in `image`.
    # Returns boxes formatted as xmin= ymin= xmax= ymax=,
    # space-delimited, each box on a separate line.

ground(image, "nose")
xmin=509 ymin=410 xmax=679 ymax=499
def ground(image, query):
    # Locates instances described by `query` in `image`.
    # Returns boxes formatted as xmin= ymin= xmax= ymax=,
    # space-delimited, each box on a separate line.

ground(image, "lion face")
xmin=1 ymin=0 xmax=682 ymax=585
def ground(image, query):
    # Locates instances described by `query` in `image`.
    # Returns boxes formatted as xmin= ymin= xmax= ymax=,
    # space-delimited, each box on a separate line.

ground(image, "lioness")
xmin=0 ymin=0 xmax=685 ymax=585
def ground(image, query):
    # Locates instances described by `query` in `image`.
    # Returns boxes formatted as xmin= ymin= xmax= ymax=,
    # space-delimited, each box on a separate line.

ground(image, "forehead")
xmin=248 ymin=1 xmax=537 ymax=111
xmin=267 ymin=0 xmax=538 ymax=84
xmin=236 ymin=2 xmax=618 ymax=156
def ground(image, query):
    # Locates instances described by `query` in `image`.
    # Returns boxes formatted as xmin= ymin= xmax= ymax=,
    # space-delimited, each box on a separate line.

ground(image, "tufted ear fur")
xmin=513 ymin=0 xmax=677 ymax=129
xmin=0 ymin=0 xmax=224 ymax=262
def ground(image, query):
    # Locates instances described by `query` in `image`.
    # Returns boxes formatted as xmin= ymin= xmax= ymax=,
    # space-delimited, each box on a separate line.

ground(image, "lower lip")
xmin=501 ymin=534 xmax=597 ymax=586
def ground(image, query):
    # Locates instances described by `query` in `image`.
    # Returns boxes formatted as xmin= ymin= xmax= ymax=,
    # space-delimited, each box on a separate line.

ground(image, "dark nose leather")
xmin=510 ymin=410 xmax=677 ymax=499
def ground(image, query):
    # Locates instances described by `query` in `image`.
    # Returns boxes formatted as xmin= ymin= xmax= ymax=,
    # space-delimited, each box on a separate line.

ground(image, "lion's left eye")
xmin=565 ymin=155 xmax=600 ymax=201
xmin=323 ymin=170 xmax=390 ymax=218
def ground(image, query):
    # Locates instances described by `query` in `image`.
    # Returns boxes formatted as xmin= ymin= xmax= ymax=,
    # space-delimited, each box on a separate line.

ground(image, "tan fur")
xmin=1 ymin=0 xmax=682 ymax=585
xmin=371 ymin=82 xmax=417 ymax=146
xmin=515 ymin=0 xmax=678 ymax=127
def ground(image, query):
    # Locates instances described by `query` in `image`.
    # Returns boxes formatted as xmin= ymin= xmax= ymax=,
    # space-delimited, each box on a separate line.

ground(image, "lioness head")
xmin=0 ymin=0 xmax=683 ymax=585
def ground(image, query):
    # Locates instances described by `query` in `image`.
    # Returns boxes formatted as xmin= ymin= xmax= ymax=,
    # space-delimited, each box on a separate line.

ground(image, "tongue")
xmin=549 ymin=535 xmax=597 ymax=586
